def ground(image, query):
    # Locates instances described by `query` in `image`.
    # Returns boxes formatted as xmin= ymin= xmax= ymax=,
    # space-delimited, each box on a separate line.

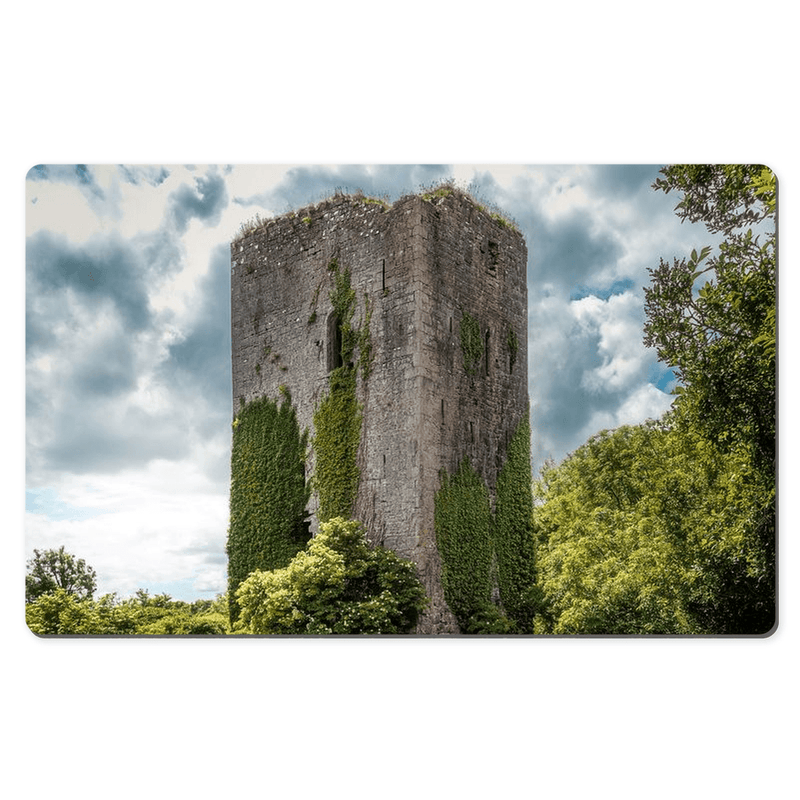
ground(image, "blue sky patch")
xmin=569 ymin=278 xmax=635 ymax=302
xmin=25 ymin=487 xmax=107 ymax=522
xmin=648 ymin=363 xmax=678 ymax=393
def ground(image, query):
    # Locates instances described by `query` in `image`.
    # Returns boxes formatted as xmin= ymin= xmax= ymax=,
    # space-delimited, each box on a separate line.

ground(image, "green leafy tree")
xmin=533 ymin=420 xmax=768 ymax=635
xmin=644 ymin=164 xmax=776 ymax=464
xmin=643 ymin=163 xmax=776 ymax=630
xmin=233 ymin=517 xmax=428 ymax=635
xmin=25 ymin=546 xmax=97 ymax=603
xmin=652 ymin=164 xmax=774 ymax=235
xmin=643 ymin=225 xmax=775 ymax=467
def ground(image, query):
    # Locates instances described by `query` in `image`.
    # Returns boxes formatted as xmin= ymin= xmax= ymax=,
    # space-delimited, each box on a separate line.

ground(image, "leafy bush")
xmin=25 ymin=589 xmax=229 ymax=636
xmin=234 ymin=517 xmax=428 ymax=635
xmin=26 ymin=589 xmax=105 ymax=635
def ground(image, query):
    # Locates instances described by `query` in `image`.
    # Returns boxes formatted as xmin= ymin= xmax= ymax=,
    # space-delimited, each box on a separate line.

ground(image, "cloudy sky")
xmin=25 ymin=163 xmax=731 ymax=601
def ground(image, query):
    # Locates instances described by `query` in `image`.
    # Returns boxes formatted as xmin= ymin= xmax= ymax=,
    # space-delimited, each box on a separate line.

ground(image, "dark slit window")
xmin=328 ymin=312 xmax=343 ymax=372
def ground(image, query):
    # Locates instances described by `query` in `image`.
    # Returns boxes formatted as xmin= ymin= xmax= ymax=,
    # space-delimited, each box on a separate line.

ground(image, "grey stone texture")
xmin=231 ymin=188 xmax=528 ymax=633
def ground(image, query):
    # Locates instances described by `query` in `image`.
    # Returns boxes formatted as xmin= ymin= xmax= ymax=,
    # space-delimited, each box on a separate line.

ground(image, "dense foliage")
xmin=26 ymin=546 xmax=97 ymax=603
xmin=434 ymin=459 xmax=501 ymax=632
xmin=233 ymin=517 xmax=427 ymax=634
xmin=434 ymin=414 xmax=536 ymax=634
xmin=313 ymin=366 xmax=363 ymax=522
xmin=227 ymin=391 xmax=311 ymax=625
xmin=494 ymin=414 xmax=539 ymax=631
xmin=644 ymin=164 xmax=776 ymax=632
xmin=26 ymin=589 xmax=229 ymax=635
xmin=533 ymin=420 xmax=770 ymax=634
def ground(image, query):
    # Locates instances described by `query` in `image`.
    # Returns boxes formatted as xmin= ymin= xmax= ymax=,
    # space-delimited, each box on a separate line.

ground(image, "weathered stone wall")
xmin=230 ymin=189 xmax=528 ymax=634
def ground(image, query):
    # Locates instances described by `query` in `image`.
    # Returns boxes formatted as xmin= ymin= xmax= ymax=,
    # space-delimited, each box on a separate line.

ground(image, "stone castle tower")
xmin=230 ymin=187 xmax=528 ymax=633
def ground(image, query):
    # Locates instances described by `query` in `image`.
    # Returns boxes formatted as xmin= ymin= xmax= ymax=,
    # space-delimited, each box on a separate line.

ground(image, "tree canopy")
xmin=644 ymin=164 xmax=776 ymax=629
xmin=25 ymin=546 xmax=97 ymax=603
xmin=644 ymin=165 xmax=776 ymax=471
xmin=532 ymin=418 xmax=771 ymax=634
xmin=651 ymin=164 xmax=775 ymax=234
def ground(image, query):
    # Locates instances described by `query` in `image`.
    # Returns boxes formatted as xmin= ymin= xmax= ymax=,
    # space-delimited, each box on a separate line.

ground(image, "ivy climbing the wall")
xmin=329 ymin=259 xmax=358 ymax=365
xmin=494 ymin=411 xmax=539 ymax=632
xmin=434 ymin=459 xmax=510 ymax=633
xmin=314 ymin=366 xmax=363 ymax=522
xmin=313 ymin=260 xmax=372 ymax=522
xmin=435 ymin=413 xmax=538 ymax=634
xmin=226 ymin=390 xmax=311 ymax=625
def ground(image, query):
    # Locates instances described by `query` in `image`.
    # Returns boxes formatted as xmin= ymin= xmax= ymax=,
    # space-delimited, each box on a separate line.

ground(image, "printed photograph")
xmin=24 ymin=164 xmax=777 ymax=635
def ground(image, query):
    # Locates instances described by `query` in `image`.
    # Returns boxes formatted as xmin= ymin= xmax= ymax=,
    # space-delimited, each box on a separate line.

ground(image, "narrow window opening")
xmin=485 ymin=329 xmax=491 ymax=376
xmin=327 ymin=312 xmax=343 ymax=372
xmin=381 ymin=259 xmax=386 ymax=292
xmin=470 ymin=421 xmax=474 ymax=443
xmin=441 ymin=398 xmax=445 ymax=421
xmin=487 ymin=240 xmax=499 ymax=275
xmin=449 ymin=317 xmax=453 ymax=334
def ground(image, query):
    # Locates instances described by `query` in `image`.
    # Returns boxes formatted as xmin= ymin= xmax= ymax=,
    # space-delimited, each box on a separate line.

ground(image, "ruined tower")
xmin=230 ymin=187 xmax=529 ymax=633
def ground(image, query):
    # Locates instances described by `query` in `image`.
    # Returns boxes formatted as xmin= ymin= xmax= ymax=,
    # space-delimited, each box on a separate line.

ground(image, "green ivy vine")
xmin=494 ymin=412 xmax=538 ymax=631
xmin=313 ymin=366 xmax=363 ymax=523
xmin=227 ymin=391 xmax=311 ymax=625
xmin=312 ymin=260 xmax=373 ymax=522
xmin=434 ymin=414 xmax=537 ymax=633
xmin=434 ymin=459 xmax=509 ymax=633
